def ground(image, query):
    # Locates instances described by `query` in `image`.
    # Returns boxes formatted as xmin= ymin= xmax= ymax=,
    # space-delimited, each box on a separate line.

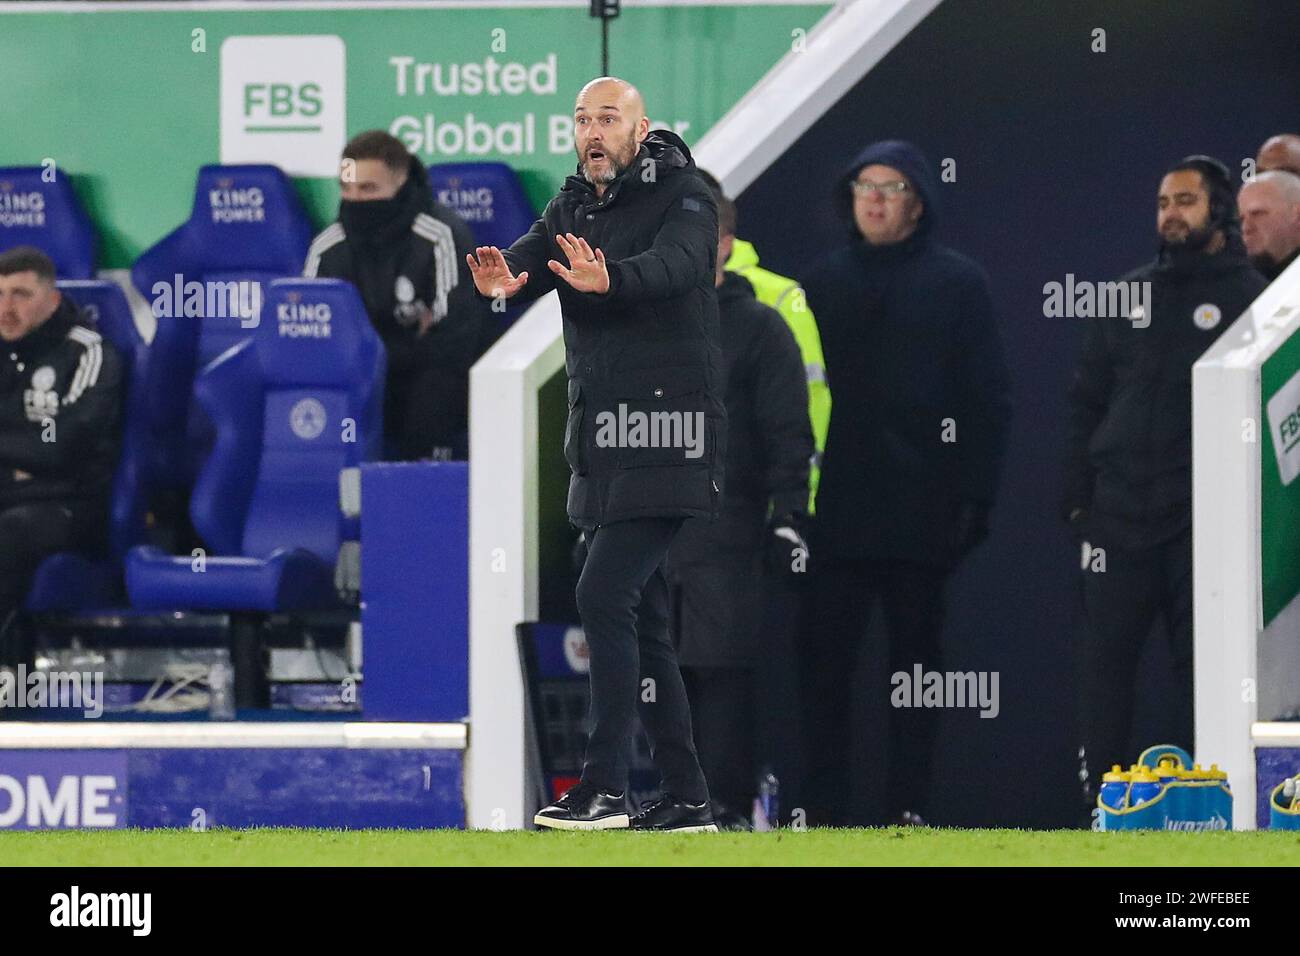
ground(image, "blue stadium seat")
xmin=131 ymin=164 xmax=315 ymax=493
xmin=125 ymin=278 xmax=384 ymax=614
xmin=426 ymin=161 xmax=536 ymax=249
xmin=0 ymin=166 xmax=97 ymax=278
xmin=25 ymin=281 xmax=150 ymax=611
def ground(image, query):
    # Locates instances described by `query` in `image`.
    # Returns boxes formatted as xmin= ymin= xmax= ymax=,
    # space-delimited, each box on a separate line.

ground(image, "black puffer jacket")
xmin=669 ymin=271 xmax=812 ymax=564
xmin=1064 ymin=236 xmax=1267 ymax=548
xmin=501 ymin=130 xmax=726 ymax=529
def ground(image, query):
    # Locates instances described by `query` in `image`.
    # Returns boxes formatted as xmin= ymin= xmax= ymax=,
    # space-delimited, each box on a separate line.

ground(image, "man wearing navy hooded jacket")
xmin=798 ymin=140 xmax=1012 ymax=827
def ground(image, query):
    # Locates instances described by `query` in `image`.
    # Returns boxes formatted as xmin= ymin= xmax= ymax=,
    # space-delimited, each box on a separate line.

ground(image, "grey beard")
xmin=582 ymin=158 xmax=622 ymax=187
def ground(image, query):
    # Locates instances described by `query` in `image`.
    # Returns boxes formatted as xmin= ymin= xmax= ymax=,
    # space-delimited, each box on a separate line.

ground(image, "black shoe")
xmin=631 ymin=794 xmax=719 ymax=833
xmin=534 ymin=781 xmax=629 ymax=830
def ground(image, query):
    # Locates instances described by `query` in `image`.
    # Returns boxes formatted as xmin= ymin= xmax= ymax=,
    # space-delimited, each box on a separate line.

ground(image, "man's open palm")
xmin=549 ymin=233 xmax=610 ymax=294
xmin=466 ymin=246 xmax=529 ymax=298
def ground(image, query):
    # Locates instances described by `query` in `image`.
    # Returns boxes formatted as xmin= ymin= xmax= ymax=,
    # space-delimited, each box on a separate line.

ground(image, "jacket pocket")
xmin=606 ymin=366 xmax=710 ymax=469
xmin=564 ymin=378 xmax=586 ymax=475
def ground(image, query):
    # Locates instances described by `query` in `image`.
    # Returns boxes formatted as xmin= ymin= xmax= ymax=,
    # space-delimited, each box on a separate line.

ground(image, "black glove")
xmin=571 ymin=531 xmax=589 ymax=575
xmin=949 ymin=500 xmax=991 ymax=563
xmin=765 ymin=514 xmax=810 ymax=577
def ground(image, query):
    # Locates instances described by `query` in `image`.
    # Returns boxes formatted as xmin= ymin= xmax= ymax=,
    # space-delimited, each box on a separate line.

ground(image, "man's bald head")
xmin=1257 ymin=134 xmax=1300 ymax=176
xmin=1248 ymin=170 xmax=1300 ymax=202
xmin=576 ymin=77 xmax=646 ymax=124
xmin=1239 ymin=169 xmax=1300 ymax=272
xmin=574 ymin=76 xmax=651 ymax=193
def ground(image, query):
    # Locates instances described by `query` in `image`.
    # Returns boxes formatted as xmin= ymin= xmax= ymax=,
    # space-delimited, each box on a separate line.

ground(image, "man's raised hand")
xmin=466 ymin=246 xmax=529 ymax=298
xmin=549 ymin=233 xmax=610 ymax=294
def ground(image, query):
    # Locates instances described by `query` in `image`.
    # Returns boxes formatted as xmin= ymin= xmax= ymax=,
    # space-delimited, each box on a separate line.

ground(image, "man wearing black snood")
xmin=305 ymin=130 xmax=491 ymax=460
xmin=1065 ymin=156 xmax=1267 ymax=812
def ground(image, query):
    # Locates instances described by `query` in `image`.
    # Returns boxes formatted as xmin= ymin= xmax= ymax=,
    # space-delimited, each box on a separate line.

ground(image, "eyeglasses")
xmin=851 ymin=180 xmax=910 ymax=197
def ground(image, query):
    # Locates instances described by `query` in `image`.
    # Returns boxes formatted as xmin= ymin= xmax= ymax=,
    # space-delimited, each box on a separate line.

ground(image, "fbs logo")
xmin=1266 ymin=365 xmax=1300 ymax=486
xmin=220 ymin=35 xmax=346 ymax=176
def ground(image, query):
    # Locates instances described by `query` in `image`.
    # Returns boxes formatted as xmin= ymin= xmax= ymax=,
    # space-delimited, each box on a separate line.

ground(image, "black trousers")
xmin=0 ymin=500 xmax=97 ymax=660
xmin=682 ymin=666 xmax=754 ymax=819
xmin=576 ymin=515 xmax=709 ymax=802
xmin=1077 ymin=527 xmax=1193 ymax=793
xmin=670 ymin=530 xmax=787 ymax=822
xmin=800 ymin=557 xmax=947 ymax=826
xmin=383 ymin=365 xmax=468 ymax=462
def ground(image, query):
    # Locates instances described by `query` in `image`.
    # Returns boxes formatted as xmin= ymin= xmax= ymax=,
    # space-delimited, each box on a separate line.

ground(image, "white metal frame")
xmin=468 ymin=299 xmax=565 ymax=828
xmin=1194 ymin=254 xmax=1300 ymax=829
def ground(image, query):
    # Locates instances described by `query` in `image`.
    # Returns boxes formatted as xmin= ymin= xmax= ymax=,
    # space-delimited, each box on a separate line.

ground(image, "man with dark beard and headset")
xmin=1064 ymin=155 xmax=1266 ymax=810
xmin=467 ymin=77 xmax=726 ymax=832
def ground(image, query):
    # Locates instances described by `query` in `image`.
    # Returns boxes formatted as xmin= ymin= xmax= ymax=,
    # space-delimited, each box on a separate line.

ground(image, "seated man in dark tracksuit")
xmin=0 ymin=246 xmax=123 ymax=654
xmin=665 ymin=180 xmax=813 ymax=830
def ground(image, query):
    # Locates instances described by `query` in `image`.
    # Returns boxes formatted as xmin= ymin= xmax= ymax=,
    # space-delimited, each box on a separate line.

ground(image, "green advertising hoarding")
xmin=1260 ymin=327 xmax=1300 ymax=624
xmin=0 ymin=2 xmax=829 ymax=268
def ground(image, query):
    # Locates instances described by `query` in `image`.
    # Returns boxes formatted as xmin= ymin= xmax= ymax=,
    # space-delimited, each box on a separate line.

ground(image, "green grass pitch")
xmin=3 ymin=828 xmax=1299 ymax=866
